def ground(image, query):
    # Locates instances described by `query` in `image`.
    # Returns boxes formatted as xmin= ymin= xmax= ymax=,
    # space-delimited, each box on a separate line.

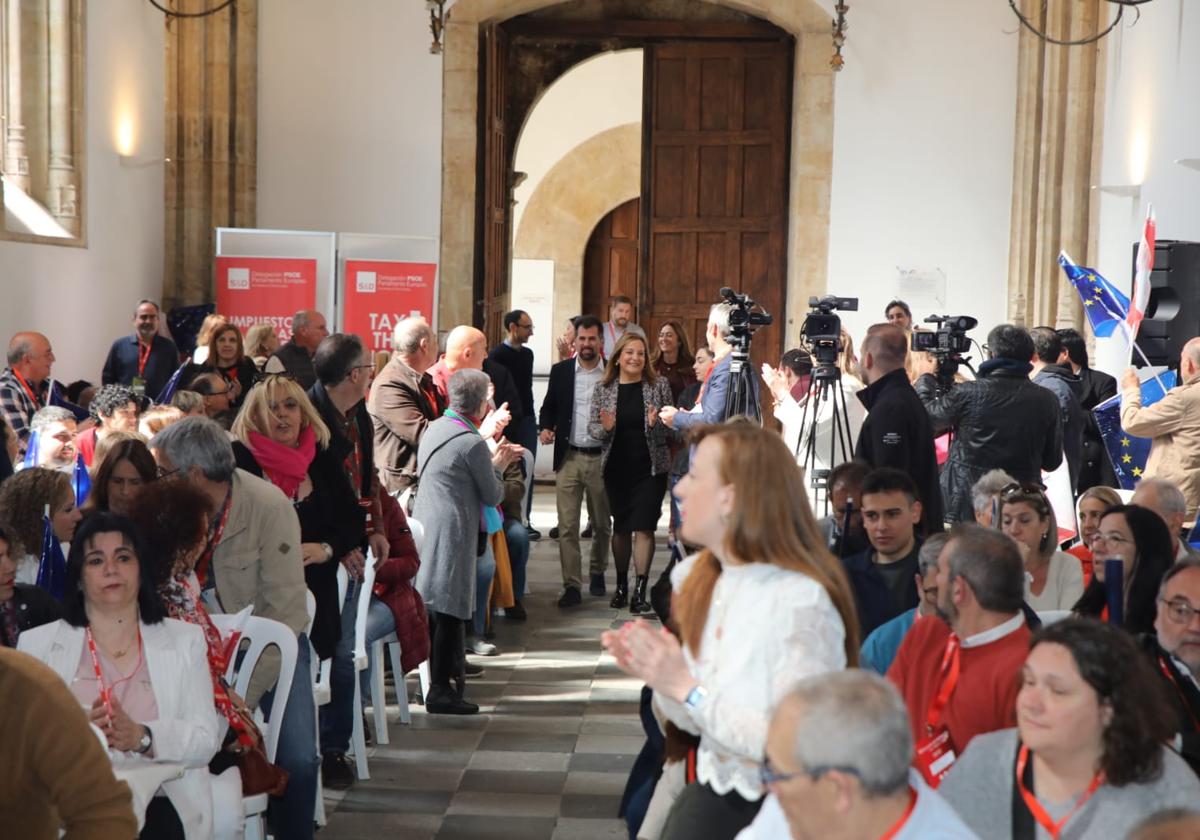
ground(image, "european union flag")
xmin=46 ymin=380 xmax=90 ymax=423
xmin=155 ymin=362 xmax=189 ymax=405
xmin=1059 ymin=254 xmax=1131 ymax=338
xmin=21 ymin=428 xmax=40 ymax=470
xmin=1094 ymin=371 xmax=1176 ymax=491
xmin=36 ymin=507 xmax=67 ymax=602
xmin=72 ymin=454 xmax=91 ymax=508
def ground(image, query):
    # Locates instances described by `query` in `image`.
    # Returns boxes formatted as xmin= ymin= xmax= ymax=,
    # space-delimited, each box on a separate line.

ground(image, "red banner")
xmin=342 ymin=259 xmax=437 ymax=353
xmin=214 ymin=256 xmax=318 ymax=341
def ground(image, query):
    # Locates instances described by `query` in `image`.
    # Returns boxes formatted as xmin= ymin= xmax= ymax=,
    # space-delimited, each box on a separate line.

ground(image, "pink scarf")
xmin=248 ymin=426 xmax=316 ymax=499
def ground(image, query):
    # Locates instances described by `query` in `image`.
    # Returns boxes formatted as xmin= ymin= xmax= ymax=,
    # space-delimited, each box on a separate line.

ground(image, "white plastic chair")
xmin=305 ymin=591 xmax=328 ymax=828
xmin=209 ymin=614 xmax=298 ymax=840
xmin=340 ymin=562 xmax=371 ymax=782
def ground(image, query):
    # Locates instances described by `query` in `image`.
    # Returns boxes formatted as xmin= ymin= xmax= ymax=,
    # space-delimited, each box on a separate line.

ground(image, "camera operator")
xmin=918 ymin=324 xmax=1062 ymax=523
xmin=661 ymin=302 xmax=759 ymax=431
xmin=1029 ymin=326 xmax=1085 ymax=491
xmin=855 ymin=324 xmax=943 ymax=534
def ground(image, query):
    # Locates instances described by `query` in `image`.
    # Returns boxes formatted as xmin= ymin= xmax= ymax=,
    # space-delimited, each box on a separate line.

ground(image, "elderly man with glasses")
xmin=1141 ymin=558 xmax=1200 ymax=776
xmin=736 ymin=670 xmax=976 ymax=840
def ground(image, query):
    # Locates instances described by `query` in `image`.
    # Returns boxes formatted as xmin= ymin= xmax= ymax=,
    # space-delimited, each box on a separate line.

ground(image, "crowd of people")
xmin=5 ymin=292 xmax=1200 ymax=840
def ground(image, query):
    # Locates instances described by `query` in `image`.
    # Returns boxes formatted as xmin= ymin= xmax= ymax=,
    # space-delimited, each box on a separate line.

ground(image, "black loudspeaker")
xmin=1133 ymin=240 xmax=1200 ymax=369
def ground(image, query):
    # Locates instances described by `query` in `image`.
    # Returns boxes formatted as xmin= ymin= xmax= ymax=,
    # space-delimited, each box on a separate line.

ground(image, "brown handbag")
xmin=211 ymin=680 xmax=290 ymax=797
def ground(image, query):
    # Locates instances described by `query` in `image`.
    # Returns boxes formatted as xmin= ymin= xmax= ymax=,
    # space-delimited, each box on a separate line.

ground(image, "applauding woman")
xmin=590 ymin=333 xmax=674 ymax=613
xmin=603 ymin=421 xmax=859 ymax=840
xmin=204 ymin=324 xmax=259 ymax=411
xmin=18 ymin=512 xmax=222 ymax=839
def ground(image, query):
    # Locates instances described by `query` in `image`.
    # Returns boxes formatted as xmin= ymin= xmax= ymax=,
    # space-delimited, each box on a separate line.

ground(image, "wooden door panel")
xmin=480 ymin=23 xmax=509 ymax=347
xmin=583 ymin=197 xmax=642 ymax=323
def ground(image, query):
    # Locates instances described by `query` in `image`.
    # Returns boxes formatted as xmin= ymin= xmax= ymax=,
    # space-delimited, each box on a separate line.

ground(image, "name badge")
xmin=131 ymin=376 xmax=146 ymax=397
xmin=914 ymin=726 xmax=957 ymax=787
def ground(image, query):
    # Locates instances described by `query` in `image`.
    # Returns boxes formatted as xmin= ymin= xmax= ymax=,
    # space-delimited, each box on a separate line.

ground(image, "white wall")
xmin=1093 ymin=0 xmax=1200 ymax=376
xmin=256 ymin=0 xmax=442 ymax=239
xmin=0 ymin=0 xmax=165 ymax=384
xmin=826 ymin=0 xmax=1019 ymax=351
xmin=512 ymin=49 xmax=643 ymax=237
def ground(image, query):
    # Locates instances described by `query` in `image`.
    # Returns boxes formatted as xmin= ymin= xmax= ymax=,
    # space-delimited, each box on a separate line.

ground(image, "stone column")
xmin=3 ymin=0 xmax=30 ymax=192
xmin=46 ymin=0 xmax=79 ymax=235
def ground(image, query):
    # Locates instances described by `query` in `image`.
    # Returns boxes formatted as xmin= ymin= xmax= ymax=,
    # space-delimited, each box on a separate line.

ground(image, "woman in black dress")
xmin=589 ymin=333 xmax=673 ymax=613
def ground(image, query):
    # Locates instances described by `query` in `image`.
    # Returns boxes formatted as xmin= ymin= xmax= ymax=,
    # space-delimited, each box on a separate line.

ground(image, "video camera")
xmin=911 ymin=314 xmax=978 ymax=393
xmin=801 ymin=295 xmax=859 ymax=377
xmin=720 ymin=287 xmax=773 ymax=348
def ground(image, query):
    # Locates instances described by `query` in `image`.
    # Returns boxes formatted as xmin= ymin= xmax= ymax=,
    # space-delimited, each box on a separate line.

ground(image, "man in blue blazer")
xmin=100 ymin=299 xmax=180 ymax=399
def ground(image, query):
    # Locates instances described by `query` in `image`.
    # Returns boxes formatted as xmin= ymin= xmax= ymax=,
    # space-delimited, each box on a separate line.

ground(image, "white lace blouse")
xmin=653 ymin=553 xmax=847 ymax=802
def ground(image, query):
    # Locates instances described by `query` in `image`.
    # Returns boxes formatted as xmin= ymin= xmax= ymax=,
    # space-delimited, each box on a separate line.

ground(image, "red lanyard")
xmin=137 ymin=340 xmax=153 ymax=377
xmin=608 ymin=322 xmax=619 ymax=348
xmin=1015 ymin=745 xmax=1104 ymax=839
xmin=1158 ymin=656 xmax=1200 ymax=732
xmin=925 ymin=634 xmax=961 ymax=732
xmin=879 ymin=786 xmax=918 ymax=840
xmin=11 ymin=368 xmax=42 ymax=409
xmin=197 ymin=492 xmax=232 ymax=586
xmin=85 ymin=625 xmax=144 ymax=719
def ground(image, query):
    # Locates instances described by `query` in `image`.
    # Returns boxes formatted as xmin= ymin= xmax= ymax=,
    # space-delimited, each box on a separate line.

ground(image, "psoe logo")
xmin=356 ymin=271 xmax=377 ymax=294
xmin=227 ymin=267 xmax=250 ymax=290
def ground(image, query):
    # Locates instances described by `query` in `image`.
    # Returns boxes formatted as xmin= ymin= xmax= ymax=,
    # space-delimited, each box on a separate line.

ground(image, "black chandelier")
xmin=1008 ymin=0 xmax=1153 ymax=47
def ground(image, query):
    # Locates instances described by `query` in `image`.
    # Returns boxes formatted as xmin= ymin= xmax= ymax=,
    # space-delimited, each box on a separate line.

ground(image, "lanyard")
xmin=11 ymin=368 xmax=42 ymax=409
xmin=1015 ymin=745 xmax=1104 ymax=839
xmin=608 ymin=322 xmax=619 ymax=348
xmin=925 ymin=634 xmax=961 ymax=732
xmin=879 ymin=786 xmax=918 ymax=840
xmin=1159 ymin=656 xmax=1200 ymax=732
xmin=137 ymin=340 xmax=153 ymax=377
xmin=197 ymin=491 xmax=233 ymax=587
xmin=85 ymin=625 xmax=143 ymax=719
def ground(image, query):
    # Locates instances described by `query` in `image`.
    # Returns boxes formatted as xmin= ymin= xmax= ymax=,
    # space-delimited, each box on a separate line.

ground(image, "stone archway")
xmin=439 ymin=0 xmax=836 ymax=339
xmin=513 ymin=122 xmax=641 ymax=342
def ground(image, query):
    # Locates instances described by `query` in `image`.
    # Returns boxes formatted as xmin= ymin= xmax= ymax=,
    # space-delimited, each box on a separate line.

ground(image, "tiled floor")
xmin=319 ymin=488 xmax=654 ymax=840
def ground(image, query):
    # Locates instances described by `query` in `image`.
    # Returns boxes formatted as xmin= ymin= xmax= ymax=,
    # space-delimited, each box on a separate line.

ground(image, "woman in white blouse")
xmin=999 ymin=483 xmax=1084 ymax=612
xmin=603 ymin=420 xmax=860 ymax=840
xmin=19 ymin=511 xmax=221 ymax=839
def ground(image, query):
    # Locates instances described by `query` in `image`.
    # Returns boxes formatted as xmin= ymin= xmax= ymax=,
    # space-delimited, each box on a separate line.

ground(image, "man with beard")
xmin=101 ymin=299 xmax=180 ymax=399
xmin=539 ymin=315 xmax=612 ymax=607
xmin=1141 ymin=559 xmax=1200 ymax=775
xmin=887 ymin=524 xmax=1030 ymax=784
xmin=601 ymin=295 xmax=646 ymax=360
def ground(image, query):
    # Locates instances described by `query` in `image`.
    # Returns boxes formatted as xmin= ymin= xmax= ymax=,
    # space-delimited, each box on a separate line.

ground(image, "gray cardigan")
xmin=939 ymin=728 xmax=1200 ymax=839
xmin=412 ymin=416 xmax=503 ymax=619
xmin=587 ymin=376 xmax=673 ymax=475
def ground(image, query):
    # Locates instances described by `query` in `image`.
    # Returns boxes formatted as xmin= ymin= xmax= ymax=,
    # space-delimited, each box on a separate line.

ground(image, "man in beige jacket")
xmin=1121 ymin=337 xmax=1200 ymax=520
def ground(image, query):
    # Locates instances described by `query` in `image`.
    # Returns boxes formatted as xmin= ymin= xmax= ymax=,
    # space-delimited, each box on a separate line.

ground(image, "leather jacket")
xmin=919 ymin=359 xmax=1063 ymax=522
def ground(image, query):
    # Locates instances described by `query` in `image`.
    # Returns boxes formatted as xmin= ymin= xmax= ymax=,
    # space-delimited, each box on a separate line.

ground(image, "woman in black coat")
xmin=230 ymin=376 xmax=364 ymax=660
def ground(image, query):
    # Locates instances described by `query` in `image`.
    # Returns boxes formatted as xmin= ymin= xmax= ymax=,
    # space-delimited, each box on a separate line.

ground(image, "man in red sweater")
xmin=887 ymin=523 xmax=1030 ymax=786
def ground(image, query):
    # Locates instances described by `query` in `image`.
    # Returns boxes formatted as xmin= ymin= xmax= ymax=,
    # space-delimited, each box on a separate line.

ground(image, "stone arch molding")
xmin=514 ymin=122 xmax=642 ymax=334
xmin=438 ymin=0 xmax=837 ymax=339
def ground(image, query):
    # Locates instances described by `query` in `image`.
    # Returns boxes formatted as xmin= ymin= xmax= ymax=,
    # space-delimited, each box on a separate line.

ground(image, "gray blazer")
xmin=588 ymin=376 xmax=673 ymax=476
xmin=412 ymin=416 xmax=504 ymax=619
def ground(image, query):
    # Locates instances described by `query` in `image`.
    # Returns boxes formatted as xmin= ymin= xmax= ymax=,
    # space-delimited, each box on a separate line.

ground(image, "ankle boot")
xmin=629 ymin=575 xmax=651 ymax=614
xmin=610 ymin=577 xmax=629 ymax=609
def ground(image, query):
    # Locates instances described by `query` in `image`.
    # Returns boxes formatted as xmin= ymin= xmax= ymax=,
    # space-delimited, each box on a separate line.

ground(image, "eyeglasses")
xmin=1159 ymin=596 xmax=1200 ymax=626
xmin=1092 ymin=532 xmax=1131 ymax=546
xmin=759 ymin=757 xmax=862 ymax=787
xmin=1001 ymin=482 xmax=1047 ymax=500
xmin=156 ymin=466 xmax=180 ymax=479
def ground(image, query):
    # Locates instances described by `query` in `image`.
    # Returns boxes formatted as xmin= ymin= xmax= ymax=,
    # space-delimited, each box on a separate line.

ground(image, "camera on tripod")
xmin=720 ymin=287 xmax=773 ymax=345
xmin=718 ymin=287 xmax=773 ymax=423
xmin=911 ymin=314 xmax=979 ymax=392
xmin=801 ymin=295 xmax=859 ymax=376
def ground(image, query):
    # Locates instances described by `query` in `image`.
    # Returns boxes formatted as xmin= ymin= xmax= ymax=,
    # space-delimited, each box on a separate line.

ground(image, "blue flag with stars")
xmin=1094 ymin=371 xmax=1176 ymax=491
xmin=1059 ymin=253 xmax=1131 ymax=338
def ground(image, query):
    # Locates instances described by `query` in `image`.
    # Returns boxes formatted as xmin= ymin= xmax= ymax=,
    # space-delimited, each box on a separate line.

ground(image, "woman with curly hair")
xmin=0 ymin=467 xmax=81 ymax=585
xmin=940 ymin=618 xmax=1200 ymax=837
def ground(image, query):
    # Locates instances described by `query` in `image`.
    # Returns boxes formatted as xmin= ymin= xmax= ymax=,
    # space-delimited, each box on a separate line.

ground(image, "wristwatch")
xmin=684 ymin=685 xmax=708 ymax=713
xmin=135 ymin=726 xmax=153 ymax=754
xmin=320 ymin=542 xmax=334 ymax=562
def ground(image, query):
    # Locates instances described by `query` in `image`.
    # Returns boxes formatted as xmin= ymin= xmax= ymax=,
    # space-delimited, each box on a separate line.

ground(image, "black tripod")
xmin=794 ymin=361 xmax=855 ymax=515
xmin=724 ymin=337 xmax=763 ymax=423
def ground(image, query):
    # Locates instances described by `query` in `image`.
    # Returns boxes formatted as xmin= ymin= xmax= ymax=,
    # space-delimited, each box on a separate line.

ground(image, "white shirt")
xmin=570 ymin=358 xmax=605 ymax=448
xmin=960 ymin=612 xmax=1025 ymax=649
xmin=775 ymin=376 xmax=867 ymax=512
xmin=1024 ymin=551 xmax=1085 ymax=612
xmin=736 ymin=772 xmax=979 ymax=840
xmin=653 ymin=554 xmax=847 ymax=802
xmin=602 ymin=321 xmax=646 ymax=359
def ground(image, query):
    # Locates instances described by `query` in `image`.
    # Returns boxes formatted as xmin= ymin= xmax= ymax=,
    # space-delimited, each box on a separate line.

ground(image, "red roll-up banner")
xmin=214 ymin=256 xmax=319 ymax=341
xmin=342 ymin=259 xmax=438 ymax=353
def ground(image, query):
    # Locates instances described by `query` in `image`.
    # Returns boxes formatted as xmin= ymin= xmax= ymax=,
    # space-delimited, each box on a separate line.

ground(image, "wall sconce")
xmin=830 ymin=2 xmax=848 ymax=71
xmin=427 ymin=0 xmax=446 ymax=55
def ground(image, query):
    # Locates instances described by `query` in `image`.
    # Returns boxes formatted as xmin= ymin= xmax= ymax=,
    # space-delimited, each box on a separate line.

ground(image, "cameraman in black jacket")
xmin=918 ymin=324 xmax=1063 ymax=522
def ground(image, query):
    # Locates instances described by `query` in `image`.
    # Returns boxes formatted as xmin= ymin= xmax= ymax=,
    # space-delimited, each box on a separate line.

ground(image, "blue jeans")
xmin=503 ymin=517 xmax=529 ymax=601
xmin=473 ymin=541 xmax=496 ymax=637
xmin=320 ymin=578 xmax=397 ymax=754
xmin=261 ymin=632 xmax=318 ymax=840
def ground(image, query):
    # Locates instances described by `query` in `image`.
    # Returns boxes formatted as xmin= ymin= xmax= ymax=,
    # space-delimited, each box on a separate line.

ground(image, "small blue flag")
xmin=1094 ymin=371 xmax=1177 ymax=491
xmin=1059 ymin=254 xmax=1131 ymax=339
xmin=156 ymin=362 xmax=190 ymax=405
xmin=72 ymin=454 xmax=91 ymax=509
xmin=36 ymin=509 xmax=67 ymax=602
xmin=21 ymin=428 xmax=40 ymax=471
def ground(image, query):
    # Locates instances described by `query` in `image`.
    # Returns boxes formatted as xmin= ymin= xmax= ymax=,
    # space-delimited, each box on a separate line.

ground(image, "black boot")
xmin=610 ymin=577 xmax=629 ymax=609
xmin=629 ymin=575 xmax=651 ymax=615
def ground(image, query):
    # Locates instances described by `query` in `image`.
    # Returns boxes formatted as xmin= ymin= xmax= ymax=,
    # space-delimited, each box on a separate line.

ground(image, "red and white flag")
xmin=1127 ymin=206 xmax=1156 ymax=339
xmin=1043 ymin=458 xmax=1078 ymax=544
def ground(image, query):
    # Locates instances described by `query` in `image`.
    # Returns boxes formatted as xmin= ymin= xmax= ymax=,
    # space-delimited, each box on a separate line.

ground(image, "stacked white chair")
xmin=306 ymin=591 xmax=329 ymax=827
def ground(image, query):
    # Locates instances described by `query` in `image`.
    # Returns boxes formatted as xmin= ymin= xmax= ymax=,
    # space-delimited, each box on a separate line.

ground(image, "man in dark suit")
xmin=100 ymin=299 xmax=180 ymax=400
xmin=1141 ymin=560 xmax=1200 ymax=776
xmin=855 ymin=323 xmax=943 ymax=534
xmin=1058 ymin=327 xmax=1118 ymax=491
xmin=538 ymin=315 xmax=610 ymax=607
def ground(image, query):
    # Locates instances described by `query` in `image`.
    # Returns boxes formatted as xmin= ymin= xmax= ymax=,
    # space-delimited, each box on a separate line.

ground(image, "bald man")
xmin=428 ymin=325 xmax=524 ymax=433
xmin=0 ymin=332 xmax=59 ymax=458
xmin=265 ymin=309 xmax=329 ymax=389
xmin=1122 ymin=337 xmax=1200 ymax=520
xmin=855 ymin=324 xmax=943 ymax=533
